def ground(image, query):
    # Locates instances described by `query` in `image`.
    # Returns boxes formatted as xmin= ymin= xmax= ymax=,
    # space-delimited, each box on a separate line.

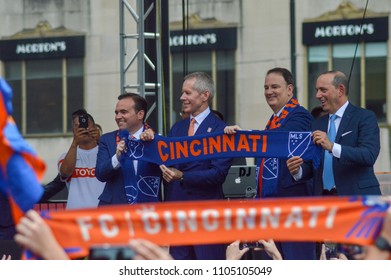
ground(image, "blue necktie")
xmin=323 ymin=114 xmax=337 ymax=190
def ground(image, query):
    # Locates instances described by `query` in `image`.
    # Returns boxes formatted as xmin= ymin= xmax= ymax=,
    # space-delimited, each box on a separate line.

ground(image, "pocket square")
xmin=341 ymin=130 xmax=352 ymax=137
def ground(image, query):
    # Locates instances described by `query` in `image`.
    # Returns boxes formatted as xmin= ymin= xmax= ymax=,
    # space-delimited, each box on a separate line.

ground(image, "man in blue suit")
xmin=96 ymin=93 xmax=161 ymax=205
xmin=225 ymin=68 xmax=316 ymax=260
xmin=141 ymin=72 xmax=232 ymax=260
xmin=287 ymin=70 xmax=381 ymax=196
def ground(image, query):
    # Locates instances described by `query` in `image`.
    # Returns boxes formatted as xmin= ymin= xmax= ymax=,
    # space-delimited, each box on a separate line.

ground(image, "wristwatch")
xmin=374 ymin=236 xmax=391 ymax=252
xmin=180 ymin=173 xmax=184 ymax=185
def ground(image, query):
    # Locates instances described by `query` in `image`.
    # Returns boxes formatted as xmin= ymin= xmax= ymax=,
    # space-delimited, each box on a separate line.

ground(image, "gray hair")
xmin=184 ymin=72 xmax=215 ymax=99
xmin=321 ymin=70 xmax=349 ymax=95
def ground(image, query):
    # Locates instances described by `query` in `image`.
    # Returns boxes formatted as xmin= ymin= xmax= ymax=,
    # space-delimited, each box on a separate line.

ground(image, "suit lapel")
xmin=336 ymin=103 xmax=354 ymax=142
xmin=195 ymin=112 xmax=215 ymax=135
xmin=318 ymin=115 xmax=328 ymax=132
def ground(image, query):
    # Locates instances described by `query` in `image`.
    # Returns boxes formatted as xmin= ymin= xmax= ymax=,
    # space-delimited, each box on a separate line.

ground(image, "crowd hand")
xmin=327 ymin=251 xmax=348 ymax=260
xmin=258 ymin=239 xmax=283 ymax=260
xmin=319 ymin=243 xmax=327 ymax=260
xmin=73 ymin=127 xmax=89 ymax=143
xmin=335 ymin=252 xmax=348 ymax=260
xmin=116 ymin=139 xmax=126 ymax=160
xmin=1 ymin=254 xmax=11 ymax=260
xmin=160 ymin=164 xmax=183 ymax=183
xmin=286 ymin=156 xmax=303 ymax=176
xmin=226 ymin=240 xmax=249 ymax=260
xmin=129 ymin=239 xmax=173 ymax=260
xmin=140 ymin=129 xmax=155 ymax=141
xmin=224 ymin=125 xmax=242 ymax=134
xmin=312 ymin=130 xmax=333 ymax=152
xmin=88 ymin=126 xmax=100 ymax=143
xmin=14 ymin=210 xmax=69 ymax=260
xmin=354 ymin=245 xmax=389 ymax=260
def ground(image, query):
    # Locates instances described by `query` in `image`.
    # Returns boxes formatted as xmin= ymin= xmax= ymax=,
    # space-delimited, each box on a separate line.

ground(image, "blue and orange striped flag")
xmin=0 ymin=77 xmax=45 ymax=222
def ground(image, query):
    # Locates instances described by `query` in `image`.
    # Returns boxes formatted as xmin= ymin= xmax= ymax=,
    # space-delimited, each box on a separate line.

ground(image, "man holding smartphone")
xmin=58 ymin=109 xmax=104 ymax=209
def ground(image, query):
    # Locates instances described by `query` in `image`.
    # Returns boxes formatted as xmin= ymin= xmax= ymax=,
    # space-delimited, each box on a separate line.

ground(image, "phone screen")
xmin=336 ymin=243 xmax=363 ymax=258
xmin=239 ymin=241 xmax=264 ymax=250
xmin=89 ymin=246 xmax=136 ymax=260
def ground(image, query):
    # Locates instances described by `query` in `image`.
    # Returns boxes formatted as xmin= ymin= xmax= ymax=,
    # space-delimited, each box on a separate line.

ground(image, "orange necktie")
xmin=188 ymin=118 xmax=196 ymax=136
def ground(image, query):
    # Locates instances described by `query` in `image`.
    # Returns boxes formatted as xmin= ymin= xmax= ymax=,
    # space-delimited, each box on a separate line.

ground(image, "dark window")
xmin=4 ymin=58 xmax=84 ymax=135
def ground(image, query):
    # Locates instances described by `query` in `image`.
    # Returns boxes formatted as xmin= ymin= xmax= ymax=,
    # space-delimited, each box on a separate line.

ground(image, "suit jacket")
xmin=260 ymin=105 xmax=314 ymax=198
xmin=0 ymin=193 xmax=16 ymax=240
xmin=40 ymin=174 xmax=67 ymax=202
xmin=96 ymin=130 xmax=162 ymax=205
xmin=0 ymin=193 xmax=13 ymax=227
xmin=302 ymin=103 xmax=381 ymax=195
xmin=164 ymin=112 xmax=232 ymax=202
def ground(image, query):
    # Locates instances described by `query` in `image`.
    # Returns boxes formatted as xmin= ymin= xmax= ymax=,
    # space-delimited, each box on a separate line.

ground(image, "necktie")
xmin=188 ymin=118 xmax=196 ymax=136
xmin=323 ymin=114 xmax=337 ymax=190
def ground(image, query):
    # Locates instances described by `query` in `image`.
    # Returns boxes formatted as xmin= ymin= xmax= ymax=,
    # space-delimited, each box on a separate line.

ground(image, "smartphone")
xmin=325 ymin=243 xmax=338 ymax=259
xmin=239 ymin=241 xmax=264 ymax=250
xmin=89 ymin=245 xmax=136 ymax=260
xmin=336 ymin=243 xmax=363 ymax=259
xmin=79 ymin=115 xmax=88 ymax=128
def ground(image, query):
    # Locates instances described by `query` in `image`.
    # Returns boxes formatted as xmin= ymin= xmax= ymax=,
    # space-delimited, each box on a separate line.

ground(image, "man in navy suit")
xmin=225 ymin=68 xmax=316 ymax=260
xmin=96 ymin=93 xmax=161 ymax=205
xmin=287 ymin=70 xmax=381 ymax=196
xmin=141 ymin=72 xmax=232 ymax=260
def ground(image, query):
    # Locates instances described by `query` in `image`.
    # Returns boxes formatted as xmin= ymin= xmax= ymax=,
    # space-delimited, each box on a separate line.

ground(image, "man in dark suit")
xmin=287 ymin=70 xmax=381 ymax=196
xmin=0 ymin=193 xmax=23 ymax=260
xmin=141 ymin=72 xmax=232 ymax=260
xmin=225 ymin=68 xmax=316 ymax=260
xmin=0 ymin=193 xmax=15 ymax=240
xmin=96 ymin=93 xmax=161 ymax=205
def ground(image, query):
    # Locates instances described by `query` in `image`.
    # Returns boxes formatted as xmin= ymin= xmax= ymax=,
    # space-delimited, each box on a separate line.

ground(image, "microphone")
xmin=118 ymin=129 xmax=129 ymax=140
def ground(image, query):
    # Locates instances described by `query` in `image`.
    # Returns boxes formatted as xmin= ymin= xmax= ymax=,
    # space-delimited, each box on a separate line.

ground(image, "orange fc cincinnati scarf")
xmin=33 ymin=196 xmax=389 ymax=259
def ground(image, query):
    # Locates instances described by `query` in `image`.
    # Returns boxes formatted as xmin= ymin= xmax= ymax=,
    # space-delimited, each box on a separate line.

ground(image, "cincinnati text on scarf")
xmin=122 ymin=130 xmax=321 ymax=166
xmin=76 ymin=204 xmax=338 ymax=241
xmin=157 ymin=133 xmax=266 ymax=162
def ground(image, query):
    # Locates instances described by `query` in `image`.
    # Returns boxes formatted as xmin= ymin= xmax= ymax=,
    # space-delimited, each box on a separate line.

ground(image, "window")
xmin=4 ymin=58 xmax=84 ymax=135
xmin=365 ymin=43 xmax=387 ymax=122
xmin=307 ymin=42 xmax=387 ymax=122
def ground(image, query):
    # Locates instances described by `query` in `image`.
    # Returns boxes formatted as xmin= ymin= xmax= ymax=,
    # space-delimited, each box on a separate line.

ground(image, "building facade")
xmin=0 ymin=0 xmax=390 ymax=182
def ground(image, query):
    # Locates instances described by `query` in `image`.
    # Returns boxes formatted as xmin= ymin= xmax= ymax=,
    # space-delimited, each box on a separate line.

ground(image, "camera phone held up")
xmin=239 ymin=241 xmax=264 ymax=250
xmin=79 ymin=115 xmax=88 ymax=129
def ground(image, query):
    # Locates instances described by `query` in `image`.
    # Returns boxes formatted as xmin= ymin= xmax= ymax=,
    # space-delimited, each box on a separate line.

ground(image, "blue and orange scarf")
xmin=118 ymin=124 xmax=161 ymax=205
xmin=257 ymin=97 xmax=300 ymax=197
